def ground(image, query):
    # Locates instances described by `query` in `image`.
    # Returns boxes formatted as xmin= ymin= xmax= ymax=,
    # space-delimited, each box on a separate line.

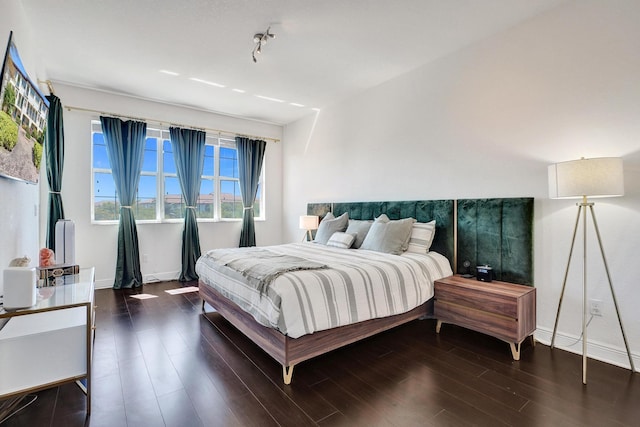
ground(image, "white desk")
xmin=0 ymin=267 xmax=95 ymax=415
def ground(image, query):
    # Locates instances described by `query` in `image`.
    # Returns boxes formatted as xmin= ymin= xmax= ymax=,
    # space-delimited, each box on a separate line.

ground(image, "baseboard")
xmin=535 ymin=327 xmax=638 ymax=373
xmin=142 ymin=271 xmax=181 ymax=284
xmin=94 ymin=271 xmax=180 ymax=289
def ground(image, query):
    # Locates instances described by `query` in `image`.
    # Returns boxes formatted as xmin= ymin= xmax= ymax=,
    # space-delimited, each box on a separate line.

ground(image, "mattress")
xmin=196 ymin=243 xmax=452 ymax=338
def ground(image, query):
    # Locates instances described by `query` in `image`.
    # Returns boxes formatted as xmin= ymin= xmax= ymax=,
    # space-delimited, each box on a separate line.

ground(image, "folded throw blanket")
xmin=204 ymin=247 xmax=327 ymax=295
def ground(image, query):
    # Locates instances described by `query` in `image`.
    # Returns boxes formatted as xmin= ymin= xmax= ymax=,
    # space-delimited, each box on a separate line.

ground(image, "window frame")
xmin=90 ymin=121 xmax=265 ymax=224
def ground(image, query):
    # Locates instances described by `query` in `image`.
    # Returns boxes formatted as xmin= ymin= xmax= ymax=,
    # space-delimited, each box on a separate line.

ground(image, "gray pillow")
xmin=345 ymin=219 xmax=373 ymax=249
xmin=360 ymin=215 xmax=416 ymax=255
xmin=314 ymin=212 xmax=349 ymax=244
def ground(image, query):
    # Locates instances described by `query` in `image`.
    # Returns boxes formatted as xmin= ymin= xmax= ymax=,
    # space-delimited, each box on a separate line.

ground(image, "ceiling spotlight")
xmin=252 ymin=26 xmax=275 ymax=63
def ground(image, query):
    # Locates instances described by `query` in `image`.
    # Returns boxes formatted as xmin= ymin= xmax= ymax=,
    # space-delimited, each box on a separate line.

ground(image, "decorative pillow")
xmin=374 ymin=213 xmax=390 ymax=223
xmin=406 ymin=220 xmax=436 ymax=254
xmin=360 ymin=215 xmax=416 ymax=255
xmin=345 ymin=219 xmax=373 ymax=249
xmin=326 ymin=232 xmax=356 ymax=249
xmin=314 ymin=212 xmax=349 ymax=244
xmin=373 ymin=214 xmax=408 ymax=244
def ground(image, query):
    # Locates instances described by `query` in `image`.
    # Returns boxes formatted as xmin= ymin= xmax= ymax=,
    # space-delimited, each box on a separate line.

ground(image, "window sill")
xmin=91 ymin=217 xmax=266 ymax=225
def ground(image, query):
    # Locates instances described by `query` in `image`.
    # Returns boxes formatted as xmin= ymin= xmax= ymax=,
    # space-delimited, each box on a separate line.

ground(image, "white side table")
xmin=0 ymin=267 xmax=95 ymax=416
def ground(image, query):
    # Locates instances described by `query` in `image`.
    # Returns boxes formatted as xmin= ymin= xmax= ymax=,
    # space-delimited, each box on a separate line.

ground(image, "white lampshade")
xmin=299 ymin=215 xmax=319 ymax=230
xmin=548 ymin=157 xmax=624 ymax=199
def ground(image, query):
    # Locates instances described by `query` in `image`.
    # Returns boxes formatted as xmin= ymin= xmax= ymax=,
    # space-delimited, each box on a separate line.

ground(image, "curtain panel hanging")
xmin=169 ymin=127 xmax=206 ymax=281
xmin=100 ymin=116 xmax=147 ymax=289
xmin=236 ymin=137 xmax=266 ymax=247
xmin=44 ymin=94 xmax=65 ymax=250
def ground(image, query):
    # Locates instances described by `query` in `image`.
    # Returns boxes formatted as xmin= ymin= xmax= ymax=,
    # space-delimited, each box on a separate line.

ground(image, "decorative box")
xmin=37 ymin=264 xmax=80 ymax=280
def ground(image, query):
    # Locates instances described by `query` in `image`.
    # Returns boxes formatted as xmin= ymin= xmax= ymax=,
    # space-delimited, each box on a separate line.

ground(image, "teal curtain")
xmin=169 ymin=127 xmax=206 ymax=281
xmin=236 ymin=137 xmax=266 ymax=247
xmin=44 ymin=94 xmax=65 ymax=250
xmin=100 ymin=116 xmax=147 ymax=289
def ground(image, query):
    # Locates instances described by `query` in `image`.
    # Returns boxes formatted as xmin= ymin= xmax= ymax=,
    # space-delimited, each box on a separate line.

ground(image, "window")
xmin=91 ymin=121 xmax=264 ymax=223
xmin=219 ymin=146 xmax=242 ymax=218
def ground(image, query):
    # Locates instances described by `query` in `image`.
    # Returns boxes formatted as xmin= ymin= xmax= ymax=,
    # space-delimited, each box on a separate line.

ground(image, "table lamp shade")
xmin=299 ymin=215 xmax=319 ymax=230
xmin=548 ymin=157 xmax=624 ymax=199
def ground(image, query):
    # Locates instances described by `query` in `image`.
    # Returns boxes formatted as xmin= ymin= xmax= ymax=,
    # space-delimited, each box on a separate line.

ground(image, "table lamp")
xmin=299 ymin=215 xmax=319 ymax=242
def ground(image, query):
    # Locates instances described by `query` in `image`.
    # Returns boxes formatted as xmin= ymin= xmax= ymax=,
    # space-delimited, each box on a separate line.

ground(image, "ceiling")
xmin=21 ymin=0 xmax=567 ymax=125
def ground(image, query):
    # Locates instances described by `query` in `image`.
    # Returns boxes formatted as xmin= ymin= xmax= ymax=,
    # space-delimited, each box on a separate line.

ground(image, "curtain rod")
xmin=62 ymin=104 xmax=280 ymax=143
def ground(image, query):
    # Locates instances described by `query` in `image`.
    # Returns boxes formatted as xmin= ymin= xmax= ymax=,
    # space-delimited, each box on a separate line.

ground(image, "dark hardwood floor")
xmin=2 ymin=280 xmax=639 ymax=426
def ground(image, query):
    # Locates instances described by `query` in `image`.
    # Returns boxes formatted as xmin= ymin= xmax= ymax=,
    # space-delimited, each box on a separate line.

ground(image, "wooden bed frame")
xmin=198 ymin=198 xmax=533 ymax=384
xmin=200 ymin=283 xmax=433 ymax=384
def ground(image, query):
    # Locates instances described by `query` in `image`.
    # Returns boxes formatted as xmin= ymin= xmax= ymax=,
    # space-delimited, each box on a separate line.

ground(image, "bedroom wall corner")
xmin=281 ymin=112 xmax=325 ymax=244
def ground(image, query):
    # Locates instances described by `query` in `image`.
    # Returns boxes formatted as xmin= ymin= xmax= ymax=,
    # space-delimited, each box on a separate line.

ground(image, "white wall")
xmin=283 ymin=0 xmax=640 ymax=370
xmin=0 ymin=0 xmax=40 ymax=296
xmin=40 ymin=83 xmax=283 ymax=289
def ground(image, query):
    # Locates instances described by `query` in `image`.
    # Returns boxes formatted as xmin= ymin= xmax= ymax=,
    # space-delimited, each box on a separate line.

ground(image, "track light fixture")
xmin=252 ymin=26 xmax=275 ymax=63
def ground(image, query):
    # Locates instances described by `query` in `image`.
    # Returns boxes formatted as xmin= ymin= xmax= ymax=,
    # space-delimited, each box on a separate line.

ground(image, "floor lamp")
xmin=548 ymin=157 xmax=634 ymax=384
xmin=299 ymin=215 xmax=319 ymax=242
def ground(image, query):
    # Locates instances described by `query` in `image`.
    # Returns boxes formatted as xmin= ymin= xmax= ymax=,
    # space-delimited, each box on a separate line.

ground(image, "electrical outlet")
xmin=143 ymin=254 xmax=149 ymax=263
xmin=590 ymin=299 xmax=603 ymax=316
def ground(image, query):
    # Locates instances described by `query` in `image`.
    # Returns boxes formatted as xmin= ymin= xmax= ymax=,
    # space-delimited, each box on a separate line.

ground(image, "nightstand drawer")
xmin=434 ymin=280 xmax=518 ymax=318
xmin=435 ymin=300 xmax=519 ymax=342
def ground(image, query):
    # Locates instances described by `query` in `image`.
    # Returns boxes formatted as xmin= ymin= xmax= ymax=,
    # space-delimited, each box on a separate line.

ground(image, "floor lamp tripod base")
xmin=550 ymin=200 xmax=635 ymax=384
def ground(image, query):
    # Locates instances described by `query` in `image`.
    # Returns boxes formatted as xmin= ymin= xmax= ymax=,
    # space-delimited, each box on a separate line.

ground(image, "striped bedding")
xmin=196 ymin=243 xmax=453 ymax=339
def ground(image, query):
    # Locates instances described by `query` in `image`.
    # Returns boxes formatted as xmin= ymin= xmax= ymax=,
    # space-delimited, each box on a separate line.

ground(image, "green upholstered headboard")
xmin=307 ymin=197 xmax=534 ymax=286
xmin=308 ymin=200 xmax=455 ymax=266
xmin=457 ymin=198 xmax=534 ymax=285
xmin=306 ymin=203 xmax=332 ymax=221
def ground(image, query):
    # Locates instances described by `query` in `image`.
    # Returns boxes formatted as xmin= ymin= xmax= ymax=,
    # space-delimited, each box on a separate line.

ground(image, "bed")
xmin=197 ymin=243 xmax=452 ymax=339
xmin=197 ymin=198 xmax=533 ymax=384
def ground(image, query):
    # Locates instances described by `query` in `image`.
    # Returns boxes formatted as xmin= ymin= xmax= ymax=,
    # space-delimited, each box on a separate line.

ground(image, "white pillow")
xmin=314 ymin=212 xmax=349 ymax=244
xmin=406 ymin=220 xmax=436 ymax=254
xmin=326 ymin=232 xmax=356 ymax=249
xmin=360 ymin=215 xmax=415 ymax=255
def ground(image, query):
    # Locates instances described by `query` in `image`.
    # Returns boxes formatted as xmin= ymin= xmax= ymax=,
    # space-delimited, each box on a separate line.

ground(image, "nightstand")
xmin=434 ymin=275 xmax=536 ymax=360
